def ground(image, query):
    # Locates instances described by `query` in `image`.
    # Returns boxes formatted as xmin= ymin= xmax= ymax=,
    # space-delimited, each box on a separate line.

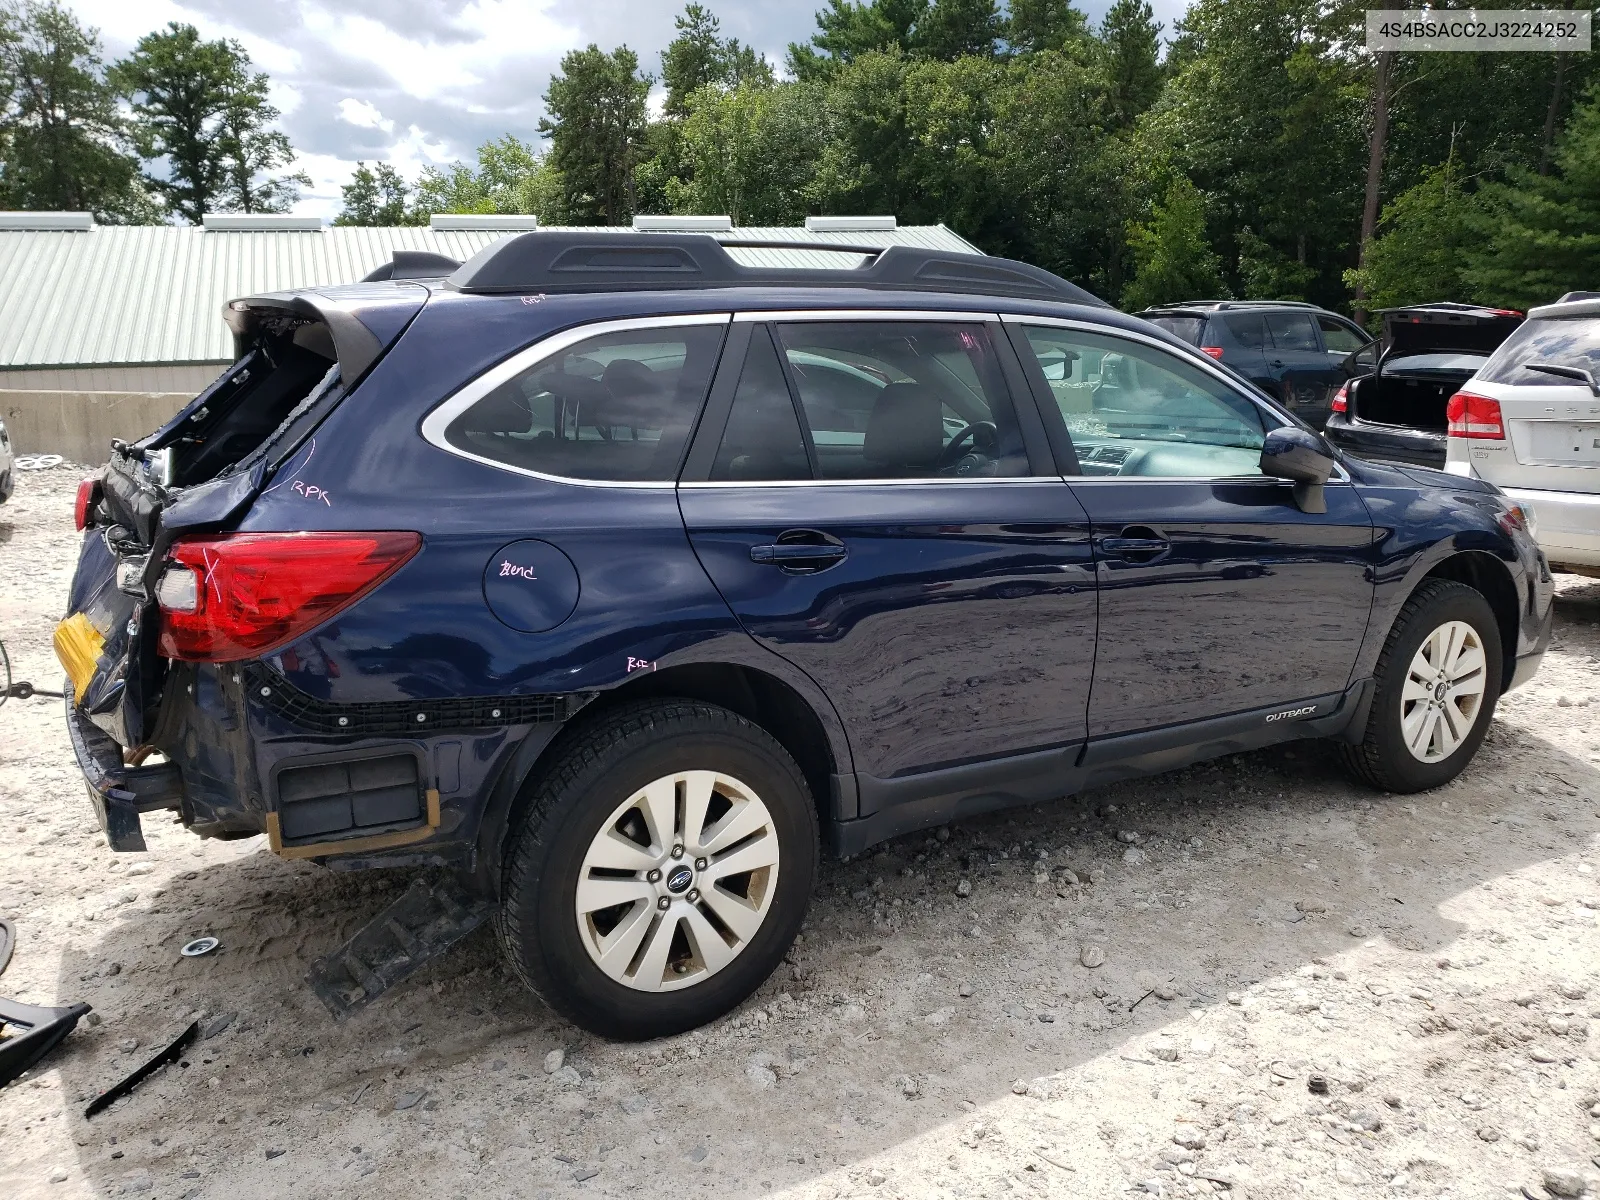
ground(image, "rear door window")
xmin=757 ymin=322 xmax=1030 ymax=480
xmin=1478 ymin=317 xmax=1600 ymax=385
xmin=441 ymin=324 xmax=726 ymax=481
xmin=1265 ymin=313 xmax=1319 ymax=351
xmin=1223 ymin=313 xmax=1268 ymax=349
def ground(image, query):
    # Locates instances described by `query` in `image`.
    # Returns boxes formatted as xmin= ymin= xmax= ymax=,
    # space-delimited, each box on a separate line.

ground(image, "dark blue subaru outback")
xmin=59 ymin=233 xmax=1552 ymax=1039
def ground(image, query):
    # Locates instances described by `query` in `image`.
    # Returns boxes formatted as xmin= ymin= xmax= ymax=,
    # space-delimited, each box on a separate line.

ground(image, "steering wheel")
xmin=937 ymin=420 xmax=998 ymax=470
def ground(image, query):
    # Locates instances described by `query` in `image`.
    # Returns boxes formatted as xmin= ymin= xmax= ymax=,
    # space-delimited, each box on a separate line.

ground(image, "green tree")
xmin=1341 ymin=162 xmax=1478 ymax=314
xmin=215 ymin=66 xmax=308 ymax=212
xmin=0 ymin=1 xmax=152 ymax=220
xmin=540 ymin=45 xmax=650 ymax=225
xmin=335 ymin=161 xmax=411 ymax=225
xmin=787 ymin=0 xmax=924 ymax=79
xmin=1004 ymin=0 xmax=1090 ymax=55
xmin=670 ymin=80 xmax=825 ymax=223
xmin=1467 ymin=84 xmax=1600 ymax=310
xmin=661 ymin=3 xmax=772 ymax=118
xmin=113 ymin=23 xmax=303 ymax=223
xmin=1122 ymin=176 xmax=1225 ymax=310
xmin=1097 ymin=0 xmax=1162 ymax=129
xmin=914 ymin=0 xmax=1002 ymax=59
xmin=412 ymin=134 xmax=565 ymax=222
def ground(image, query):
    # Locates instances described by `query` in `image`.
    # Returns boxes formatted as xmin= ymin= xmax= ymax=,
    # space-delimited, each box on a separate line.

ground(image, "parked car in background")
xmin=1136 ymin=300 xmax=1373 ymax=427
xmin=1324 ymin=304 xmax=1524 ymax=469
xmin=1445 ymin=292 xmax=1600 ymax=577
xmin=0 ymin=416 xmax=13 ymax=503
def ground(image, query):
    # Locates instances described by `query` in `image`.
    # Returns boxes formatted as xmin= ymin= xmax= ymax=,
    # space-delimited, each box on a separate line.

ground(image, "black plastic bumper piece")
xmin=307 ymin=877 xmax=493 ymax=1019
xmin=65 ymin=694 xmax=183 ymax=852
xmin=0 ymin=996 xmax=93 ymax=1087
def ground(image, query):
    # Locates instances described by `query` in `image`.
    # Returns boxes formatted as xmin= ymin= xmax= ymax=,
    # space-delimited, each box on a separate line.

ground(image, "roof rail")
xmin=446 ymin=231 xmax=1106 ymax=307
xmin=362 ymin=250 xmax=463 ymax=283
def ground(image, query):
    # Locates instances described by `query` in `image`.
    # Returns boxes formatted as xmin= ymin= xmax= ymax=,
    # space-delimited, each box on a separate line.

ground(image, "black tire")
xmin=496 ymin=699 xmax=818 ymax=1040
xmin=1339 ymin=579 xmax=1503 ymax=793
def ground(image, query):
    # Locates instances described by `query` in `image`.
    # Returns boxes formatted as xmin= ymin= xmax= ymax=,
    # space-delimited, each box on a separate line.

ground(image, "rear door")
xmin=1264 ymin=311 xmax=1343 ymax=423
xmin=678 ymin=313 xmax=1098 ymax=798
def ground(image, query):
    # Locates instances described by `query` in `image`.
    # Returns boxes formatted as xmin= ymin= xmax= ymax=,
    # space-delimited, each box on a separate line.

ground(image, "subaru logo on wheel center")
xmin=665 ymin=866 xmax=694 ymax=894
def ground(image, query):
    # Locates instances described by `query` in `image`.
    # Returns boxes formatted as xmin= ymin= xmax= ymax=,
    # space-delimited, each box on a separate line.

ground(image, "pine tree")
xmin=336 ymin=161 xmax=411 ymax=225
xmin=540 ymin=47 xmax=651 ymax=225
xmin=1122 ymin=176 xmax=1225 ymax=310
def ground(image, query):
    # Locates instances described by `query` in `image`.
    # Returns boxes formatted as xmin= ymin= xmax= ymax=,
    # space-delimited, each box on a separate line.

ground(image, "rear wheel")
xmin=497 ymin=699 xmax=817 ymax=1039
xmin=1340 ymin=579 xmax=1503 ymax=792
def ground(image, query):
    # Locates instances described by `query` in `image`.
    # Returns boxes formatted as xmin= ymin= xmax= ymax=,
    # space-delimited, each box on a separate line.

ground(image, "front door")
xmin=1009 ymin=319 xmax=1376 ymax=740
xmin=679 ymin=316 xmax=1098 ymax=792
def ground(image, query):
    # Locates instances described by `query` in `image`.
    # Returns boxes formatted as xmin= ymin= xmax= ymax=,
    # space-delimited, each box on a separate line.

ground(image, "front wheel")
xmin=497 ymin=699 xmax=818 ymax=1039
xmin=1340 ymin=579 xmax=1503 ymax=792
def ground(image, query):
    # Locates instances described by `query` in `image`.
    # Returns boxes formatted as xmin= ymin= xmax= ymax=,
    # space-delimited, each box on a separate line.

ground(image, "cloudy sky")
xmin=68 ymin=0 xmax=1191 ymax=220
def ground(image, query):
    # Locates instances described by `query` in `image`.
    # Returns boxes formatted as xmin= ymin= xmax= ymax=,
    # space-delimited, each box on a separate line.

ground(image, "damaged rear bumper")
xmin=64 ymin=692 xmax=182 ymax=852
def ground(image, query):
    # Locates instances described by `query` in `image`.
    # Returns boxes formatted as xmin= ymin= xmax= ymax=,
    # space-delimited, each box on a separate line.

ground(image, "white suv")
xmin=1446 ymin=293 xmax=1600 ymax=577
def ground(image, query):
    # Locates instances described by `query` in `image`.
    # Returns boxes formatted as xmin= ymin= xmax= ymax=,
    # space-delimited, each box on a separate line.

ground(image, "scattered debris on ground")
xmin=2 ymin=468 xmax=1598 ymax=1198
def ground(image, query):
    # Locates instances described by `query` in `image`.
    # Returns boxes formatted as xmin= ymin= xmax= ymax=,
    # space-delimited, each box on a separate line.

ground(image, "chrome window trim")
xmin=419 ymin=313 xmax=733 ymax=489
xmin=1000 ymin=312 xmax=1351 ymax=485
xmin=733 ymin=309 xmax=998 ymax=324
xmin=679 ymin=476 xmax=1055 ymax=489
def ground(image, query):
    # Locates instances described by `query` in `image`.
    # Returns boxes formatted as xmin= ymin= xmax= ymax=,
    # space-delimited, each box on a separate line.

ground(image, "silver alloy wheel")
xmin=1400 ymin=619 xmax=1488 ymax=764
xmin=575 ymin=770 xmax=780 ymax=992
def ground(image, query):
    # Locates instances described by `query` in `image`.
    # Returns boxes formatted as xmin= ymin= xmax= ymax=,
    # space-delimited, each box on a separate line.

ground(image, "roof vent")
xmin=0 ymin=211 xmax=94 ymax=231
xmin=805 ymin=215 xmax=897 ymax=232
xmin=429 ymin=214 xmax=541 ymax=231
xmin=633 ymin=215 xmax=733 ymax=232
xmin=202 ymin=213 xmax=322 ymax=232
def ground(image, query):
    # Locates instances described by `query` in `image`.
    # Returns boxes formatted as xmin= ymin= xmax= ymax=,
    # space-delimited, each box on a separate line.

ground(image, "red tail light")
xmin=156 ymin=531 xmax=421 ymax=662
xmin=1445 ymin=391 xmax=1505 ymax=440
xmin=74 ymin=476 xmax=101 ymax=531
xmin=1330 ymin=384 xmax=1348 ymax=414
xmin=1199 ymin=345 xmax=1225 ymax=360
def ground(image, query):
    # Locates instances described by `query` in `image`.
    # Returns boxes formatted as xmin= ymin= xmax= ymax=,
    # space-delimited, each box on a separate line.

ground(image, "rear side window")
xmin=1265 ymin=312 xmax=1319 ymax=351
xmin=443 ymin=325 xmax=726 ymax=481
xmin=1145 ymin=315 xmax=1204 ymax=345
xmin=1478 ymin=317 xmax=1600 ymax=385
xmin=1223 ymin=313 xmax=1267 ymax=348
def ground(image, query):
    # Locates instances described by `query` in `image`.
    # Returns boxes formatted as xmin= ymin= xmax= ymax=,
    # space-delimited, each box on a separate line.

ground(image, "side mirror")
xmin=1260 ymin=426 xmax=1335 ymax=514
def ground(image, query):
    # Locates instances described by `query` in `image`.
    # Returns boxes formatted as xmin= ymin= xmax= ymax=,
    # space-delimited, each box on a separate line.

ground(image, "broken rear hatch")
xmin=58 ymin=284 xmax=429 ymax=751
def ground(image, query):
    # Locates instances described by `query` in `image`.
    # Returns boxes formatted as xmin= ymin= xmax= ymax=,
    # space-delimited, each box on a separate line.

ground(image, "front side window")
xmin=1318 ymin=316 xmax=1369 ymax=355
xmin=712 ymin=321 xmax=1030 ymax=481
xmin=1019 ymin=326 xmax=1268 ymax=478
xmin=443 ymin=325 xmax=725 ymax=481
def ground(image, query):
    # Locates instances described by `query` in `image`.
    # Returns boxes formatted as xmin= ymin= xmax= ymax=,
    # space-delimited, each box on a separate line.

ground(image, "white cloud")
xmin=338 ymin=98 xmax=394 ymax=134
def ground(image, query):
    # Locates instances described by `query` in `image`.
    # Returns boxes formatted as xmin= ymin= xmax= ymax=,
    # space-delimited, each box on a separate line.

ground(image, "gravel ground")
xmin=2 ymin=464 xmax=1599 ymax=1200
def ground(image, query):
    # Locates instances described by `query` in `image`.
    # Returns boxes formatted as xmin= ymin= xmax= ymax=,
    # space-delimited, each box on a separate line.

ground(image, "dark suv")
xmin=1137 ymin=301 xmax=1373 ymax=427
xmin=60 ymin=234 xmax=1551 ymax=1039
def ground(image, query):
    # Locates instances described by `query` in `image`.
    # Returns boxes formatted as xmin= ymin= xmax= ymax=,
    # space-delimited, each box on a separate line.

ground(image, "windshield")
xmin=1478 ymin=316 xmax=1600 ymax=385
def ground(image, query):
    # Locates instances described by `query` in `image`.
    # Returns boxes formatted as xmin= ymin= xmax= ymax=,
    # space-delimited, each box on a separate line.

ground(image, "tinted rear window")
xmin=1265 ymin=312 xmax=1319 ymax=351
xmin=1478 ymin=316 xmax=1600 ymax=385
xmin=1223 ymin=313 xmax=1268 ymax=348
xmin=1145 ymin=315 xmax=1204 ymax=345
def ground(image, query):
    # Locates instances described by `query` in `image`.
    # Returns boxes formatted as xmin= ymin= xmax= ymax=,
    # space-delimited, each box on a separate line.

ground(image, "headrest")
xmin=863 ymin=382 xmax=943 ymax=470
xmin=588 ymin=358 xmax=669 ymax=429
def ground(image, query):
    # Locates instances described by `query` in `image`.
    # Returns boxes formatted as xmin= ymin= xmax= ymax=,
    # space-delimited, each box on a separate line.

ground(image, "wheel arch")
xmin=1419 ymin=550 xmax=1519 ymax=693
xmin=477 ymin=662 xmax=847 ymax=891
